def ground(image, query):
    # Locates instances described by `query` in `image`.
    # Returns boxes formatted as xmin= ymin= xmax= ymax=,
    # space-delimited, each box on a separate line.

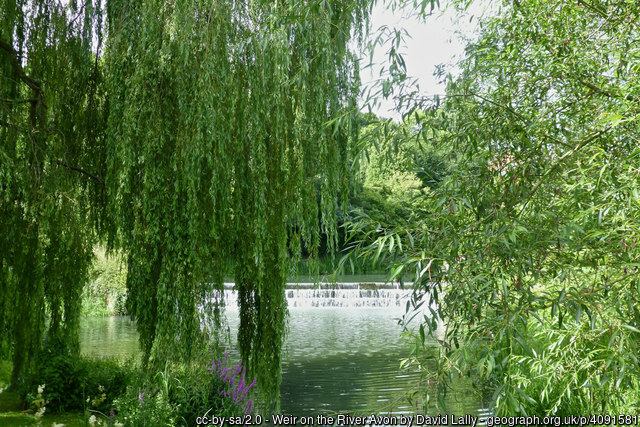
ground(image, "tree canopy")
xmin=1 ymin=0 xmax=371 ymax=409
xmin=104 ymin=0 xmax=369 ymax=409
xmin=349 ymin=0 xmax=640 ymax=414
xmin=1 ymin=0 xmax=105 ymax=387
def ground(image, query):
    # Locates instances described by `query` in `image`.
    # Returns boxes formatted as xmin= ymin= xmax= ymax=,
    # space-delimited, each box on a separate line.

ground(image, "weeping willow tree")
xmin=0 ymin=0 xmax=106 ymax=387
xmin=104 ymin=0 xmax=369 ymax=409
xmin=2 ymin=0 xmax=371 ymax=408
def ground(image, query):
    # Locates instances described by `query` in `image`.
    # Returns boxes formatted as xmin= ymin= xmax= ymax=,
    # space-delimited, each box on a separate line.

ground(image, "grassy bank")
xmin=1 ymin=360 xmax=86 ymax=426
xmin=0 ymin=347 xmax=255 ymax=426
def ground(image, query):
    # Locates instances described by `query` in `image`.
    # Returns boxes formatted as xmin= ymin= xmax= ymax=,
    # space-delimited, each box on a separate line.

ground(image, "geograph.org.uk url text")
xmin=195 ymin=413 xmax=640 ymax=426
xmin=485 ymin=415 xmax=640 ymax=427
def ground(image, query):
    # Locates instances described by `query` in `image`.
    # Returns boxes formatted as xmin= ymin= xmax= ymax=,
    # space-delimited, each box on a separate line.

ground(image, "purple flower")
xmin=208 ymin=354 xmax=257 ymax=415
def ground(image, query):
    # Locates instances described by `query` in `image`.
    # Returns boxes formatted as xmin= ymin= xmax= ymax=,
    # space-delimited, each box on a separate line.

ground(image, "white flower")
xmin=35 ymin=406 xmax=46 ymax=418
xmin=37 ymin=384 xmax=46 ymax=394
xmin=51 ymin=423 xmax=66 ymax=427
xmin=88 ymin=414 xmax=97 ymax=426
xmin=115 ymin=422 xmax=124 ymax=427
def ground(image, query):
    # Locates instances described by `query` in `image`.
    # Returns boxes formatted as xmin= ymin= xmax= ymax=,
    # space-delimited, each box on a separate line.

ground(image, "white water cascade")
xmin=220 ymin=282 xmax=414 ymax=309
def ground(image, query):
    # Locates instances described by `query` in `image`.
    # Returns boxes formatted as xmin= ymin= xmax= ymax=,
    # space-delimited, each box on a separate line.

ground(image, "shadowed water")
xmin=79 ymin=284 xmax=485 ymax=419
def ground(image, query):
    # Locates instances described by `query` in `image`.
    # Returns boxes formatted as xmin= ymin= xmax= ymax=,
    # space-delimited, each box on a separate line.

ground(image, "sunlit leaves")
xmin=0 ymin=0 xmax=106 ymax=386
xmin=104 ymin=0 xmax=368 ymax=410
xmin=347 ymin=0 xmax=640 ymax=414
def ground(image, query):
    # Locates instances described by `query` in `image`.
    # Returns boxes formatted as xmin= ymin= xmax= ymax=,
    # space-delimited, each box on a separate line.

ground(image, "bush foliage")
xmin=18 ymin=347 xmax=255 ymax=425
xmin=83 ymin=249 xmax=128 ymax=317
xmin=348 ymin=0 xmax=640 ymax=416
xmin=22 ymin=341 xmax=130 ymax=414
xmin=113 ymin=354 xmax=255 ymax=426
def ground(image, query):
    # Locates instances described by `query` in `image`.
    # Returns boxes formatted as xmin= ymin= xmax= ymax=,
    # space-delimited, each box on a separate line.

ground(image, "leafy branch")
xmin=56 ymin=159 xmax=105 ymax=186
xmin=0 ymin=37 xmax=46 ymax=127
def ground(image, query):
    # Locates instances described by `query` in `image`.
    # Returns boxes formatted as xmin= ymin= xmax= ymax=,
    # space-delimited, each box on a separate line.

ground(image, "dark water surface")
xmin=80 ymin=287 xmax=485 ymax=419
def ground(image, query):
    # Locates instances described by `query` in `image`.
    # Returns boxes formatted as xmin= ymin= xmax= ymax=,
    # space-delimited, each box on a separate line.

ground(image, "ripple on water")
xmin=80 ymin=303 xmax=484 ymax=417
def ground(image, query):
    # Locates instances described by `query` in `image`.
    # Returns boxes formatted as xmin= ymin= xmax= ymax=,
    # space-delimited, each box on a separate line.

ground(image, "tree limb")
xmin=0 ymin=38 xmax=46 ymax=128
xmin=577 ymin=77 xmax=640 ymax=104
xmin=0 ymin=97 xmax=39 ymax=104
xmin=56 ymin=160 xmax=105 ymax=186
xmin=0 ymin=39 xmax=42 ymax=93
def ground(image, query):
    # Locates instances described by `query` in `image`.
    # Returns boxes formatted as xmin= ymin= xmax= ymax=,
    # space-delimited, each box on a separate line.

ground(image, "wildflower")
xmin=37 ymin=384 xmax=46 ymax=394
xmin=35 ymin=406 xmax=46 ymax=418
xmin=115 ymin=423 xmax=124 ymax=427
xmin=51 ymin=423 xmax=66 ymax=427
xmin=209 ymin=355 xmax=257 ymax=413
xmin=110 ymin=409 xmax=115 ymax=420
xmin=88 ymin=415 xmax=97 ymax=426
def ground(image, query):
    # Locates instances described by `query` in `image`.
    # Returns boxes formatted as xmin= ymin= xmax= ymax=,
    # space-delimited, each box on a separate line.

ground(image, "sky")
xmin=360 ymin=1 xmax=491 ymax=119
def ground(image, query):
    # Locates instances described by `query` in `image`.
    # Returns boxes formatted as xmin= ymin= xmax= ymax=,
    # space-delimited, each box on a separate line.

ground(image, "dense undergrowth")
xmin=0 ymin=345 xmax=254 ymax=426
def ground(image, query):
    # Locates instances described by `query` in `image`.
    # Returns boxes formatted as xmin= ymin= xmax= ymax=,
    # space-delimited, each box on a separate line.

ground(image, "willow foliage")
xmin=348 ymin=0 xmax=640 ymax=414
xmin=1 ymin=0 xmax=371 ymax=406
xmin=104 ymin=0 xmax=368 ymax=409
xmin=0 ymin=0 xmax=106 ymax=387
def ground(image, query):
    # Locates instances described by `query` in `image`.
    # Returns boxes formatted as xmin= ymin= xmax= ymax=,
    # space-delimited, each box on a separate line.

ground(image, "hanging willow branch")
xmin=1 ymin=0 xmax=105 ymax=388
xmin=105 ymin=0 xmax=370 ymax=412
xmin=0 ymin=38 xmax=46 ymax=128
xmin=57 ymin=159 xmax=105 ymax=186
xmin=2 ymin=0 xmax=369 ymax=409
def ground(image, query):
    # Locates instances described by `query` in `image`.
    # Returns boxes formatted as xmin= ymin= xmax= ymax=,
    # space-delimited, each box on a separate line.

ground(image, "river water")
xmin=79 ymin=284 xmax=485 ymax=418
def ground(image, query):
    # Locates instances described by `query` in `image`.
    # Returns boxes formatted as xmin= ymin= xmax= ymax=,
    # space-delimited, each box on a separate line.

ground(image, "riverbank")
xmin=82 ymin=247 xmax=392 ymax=317
xmin=0 ymin=360 xmax=86 ymax=426
xmin=0 ymin=347 xmax=253 ymax=426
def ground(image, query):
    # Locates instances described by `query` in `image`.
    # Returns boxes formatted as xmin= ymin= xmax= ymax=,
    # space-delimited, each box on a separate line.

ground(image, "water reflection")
xmin=79 ymin=301 xmax=483 ymax=417
xmin=80 ymin=316 xmax=140 ymax=359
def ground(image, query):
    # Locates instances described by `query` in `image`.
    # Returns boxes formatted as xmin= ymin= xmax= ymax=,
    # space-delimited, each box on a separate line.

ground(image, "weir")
xmin=220 ymin=282 xmax=414 ymax=309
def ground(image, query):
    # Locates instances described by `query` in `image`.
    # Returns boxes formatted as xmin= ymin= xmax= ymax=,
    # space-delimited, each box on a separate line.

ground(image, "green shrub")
xmin=22 ymin=341 xmax=131 ymax=414
xmin=113 ymin=354 xmax=255 ymax=426
xmin=112 ymin=382 xmax=177 ymax=427
xmin=173 ymin=354 xmax=255 ymax=423
xmin=20 ymin=342 xmax=255 ymax=425
xmin=0 ymin=359 xmax=11 ymax=388
xmin=78 ymin=357 xmax=132 ymax=414
xmin=83 ymin=248 xmax=128 ymax=317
